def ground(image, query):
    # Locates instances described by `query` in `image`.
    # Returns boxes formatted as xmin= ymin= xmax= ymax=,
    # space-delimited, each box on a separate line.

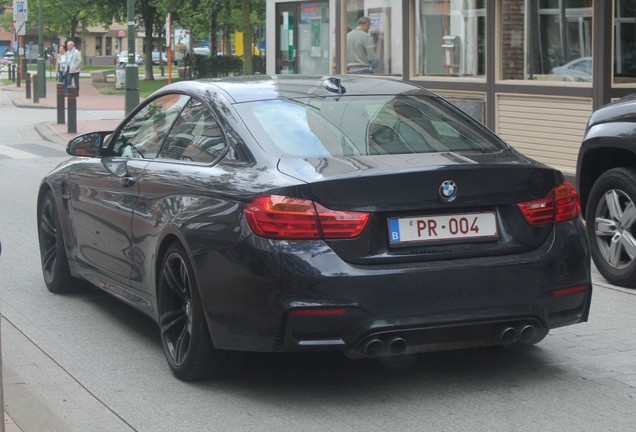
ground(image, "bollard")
xmin=56 ymin=83 xmax=65 ymax=124
xmin=33 ymin=74 xmax=39 ymax=103
xmin=68 ymin=85 xmax=77 ymax=133
xmin=9 ymin=64 xmax=14 ymax=81
xmin=25 ymin=72 xmax=31 ymax=99
xmin=16 ymin=65 xmax=20 ymax=88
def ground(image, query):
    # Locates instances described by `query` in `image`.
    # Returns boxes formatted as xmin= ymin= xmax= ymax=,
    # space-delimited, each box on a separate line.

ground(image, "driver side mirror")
xmin=66 ymin=131 xmax=113 ymax=157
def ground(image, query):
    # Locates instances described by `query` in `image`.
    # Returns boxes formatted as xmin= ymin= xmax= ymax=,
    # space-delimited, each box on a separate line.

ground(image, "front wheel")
xmin=586 ymin=167 xmax=636 ymax=288
xmin=38 ymin=191 xmax=83 ymax=293
xmin=158 ymin=243 xmax=234 ymax=381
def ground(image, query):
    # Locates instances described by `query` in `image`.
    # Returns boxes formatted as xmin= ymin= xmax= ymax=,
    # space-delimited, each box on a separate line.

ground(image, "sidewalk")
xmin=2 ymin=78 xmax=128 ymax=145
xmin=1 ymin=79 xmax=128 ymax=432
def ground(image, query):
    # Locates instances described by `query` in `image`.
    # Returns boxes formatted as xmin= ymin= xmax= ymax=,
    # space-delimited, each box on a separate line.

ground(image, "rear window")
xmin=235 ymin=95 xmax=507 ymax=158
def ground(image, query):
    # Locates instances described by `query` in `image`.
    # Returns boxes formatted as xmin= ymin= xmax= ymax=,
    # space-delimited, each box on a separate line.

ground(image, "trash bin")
xmin=116 ymin=66 xmax=125 ymax=89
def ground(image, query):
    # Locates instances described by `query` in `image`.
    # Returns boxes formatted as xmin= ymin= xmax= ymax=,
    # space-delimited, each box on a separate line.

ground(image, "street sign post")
xmin=13 ymin=0 xmax=27 ymax=35
xmin=13 ymin=0 xmax=27 ymax=81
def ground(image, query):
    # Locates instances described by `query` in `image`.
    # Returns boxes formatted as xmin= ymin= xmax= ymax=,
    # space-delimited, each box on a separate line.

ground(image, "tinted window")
xmin=159 ymin=98 xmax=226 ymax=163
xmin=111 ymin=94 xmax=190 ymax=159
xmin=236 ymin=95 xmax=507 ymax=158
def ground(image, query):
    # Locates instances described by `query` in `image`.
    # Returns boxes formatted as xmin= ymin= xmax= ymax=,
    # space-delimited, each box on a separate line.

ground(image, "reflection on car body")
xmin=37 ymin=75 xmax=592 ymax=381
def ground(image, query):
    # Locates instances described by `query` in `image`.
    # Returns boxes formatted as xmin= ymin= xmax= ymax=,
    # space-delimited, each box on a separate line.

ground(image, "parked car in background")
xmin=117 ymin=51 xmax=143 ymax=66
xmin=577 ymin=94 xmax=636 ymax=288
xmin=38 ymin=75 xmax=592 ymax=381
xmin=151 ymin=51 xmax=168 ymax=65
xmin=0 ymin=57 xmax=12 ymax=72
xmin=551 ymin=57 xmax=592 ymax=82
xmin=192 ymin=46 xmax=211 ymax=57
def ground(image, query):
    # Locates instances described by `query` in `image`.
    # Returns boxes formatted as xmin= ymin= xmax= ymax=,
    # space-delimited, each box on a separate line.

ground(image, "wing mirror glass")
xmin=66 ymin=131 xmax=113 ymax=157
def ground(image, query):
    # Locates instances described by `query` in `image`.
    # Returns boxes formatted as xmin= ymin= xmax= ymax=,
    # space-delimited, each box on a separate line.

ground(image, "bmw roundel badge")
xmin=439 ymin=180 xmax=457 ymax=202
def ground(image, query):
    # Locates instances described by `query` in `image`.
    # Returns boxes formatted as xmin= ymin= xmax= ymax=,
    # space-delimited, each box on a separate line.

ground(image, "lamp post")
xmin=125 ymin=0 xmax=140 ymax=114
xmin=37 ymin=0 xmax=45 ymax=97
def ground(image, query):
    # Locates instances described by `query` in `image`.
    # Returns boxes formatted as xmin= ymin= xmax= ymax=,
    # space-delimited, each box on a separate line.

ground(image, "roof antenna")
xmin=323 ymin=77 xmax=346 ymax=96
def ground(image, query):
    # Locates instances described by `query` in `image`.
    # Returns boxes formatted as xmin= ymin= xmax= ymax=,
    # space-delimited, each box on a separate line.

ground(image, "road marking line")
xmin=0 ymin=145 xmax=40 ymax=159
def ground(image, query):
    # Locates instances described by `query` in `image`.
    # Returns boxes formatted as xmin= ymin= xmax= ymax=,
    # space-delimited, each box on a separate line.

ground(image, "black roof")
xmin=155 ymin=75 xmax=432 ymax=104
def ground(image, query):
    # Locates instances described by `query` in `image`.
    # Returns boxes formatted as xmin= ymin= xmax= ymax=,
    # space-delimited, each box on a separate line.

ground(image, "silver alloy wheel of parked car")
xmin=586 ymin=167 xmax=636 ymax=287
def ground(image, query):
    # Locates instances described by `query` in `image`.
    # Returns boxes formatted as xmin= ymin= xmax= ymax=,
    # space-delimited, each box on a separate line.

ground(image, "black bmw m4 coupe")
xmin=37 ymin=75 xmax=591 ymax=381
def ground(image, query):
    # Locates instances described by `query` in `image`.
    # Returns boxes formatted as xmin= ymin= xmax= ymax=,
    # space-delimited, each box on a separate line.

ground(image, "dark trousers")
xmin=66 ymin=72 xmax=80 ymax=96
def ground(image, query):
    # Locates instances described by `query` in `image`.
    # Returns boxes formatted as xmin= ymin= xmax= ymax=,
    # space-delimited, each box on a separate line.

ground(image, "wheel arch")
xmin=154 ymin=232 xmax=206 ymax=307
xmin=154 ymin=233 xmax=183 ymax=297
xmin=36 ymin=182 xmax=54 ymax=215
xmin=577 ymin=136 xmax=636 ymax=218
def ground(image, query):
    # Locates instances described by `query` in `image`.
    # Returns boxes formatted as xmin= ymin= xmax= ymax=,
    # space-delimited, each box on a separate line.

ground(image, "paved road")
xmin=0 ymin=85 xmax=635 ymax=431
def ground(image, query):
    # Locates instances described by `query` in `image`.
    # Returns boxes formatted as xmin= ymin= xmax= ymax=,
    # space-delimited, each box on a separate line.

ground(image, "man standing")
xmin=346 ymin=16 xmax=377 ymax=74
xmin=66 ymin=40 xmax=82 ymax=96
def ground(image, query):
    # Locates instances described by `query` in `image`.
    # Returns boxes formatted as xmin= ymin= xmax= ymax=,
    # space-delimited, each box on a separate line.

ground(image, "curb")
xmin=34 ymin=122 xmax=68 ymax=146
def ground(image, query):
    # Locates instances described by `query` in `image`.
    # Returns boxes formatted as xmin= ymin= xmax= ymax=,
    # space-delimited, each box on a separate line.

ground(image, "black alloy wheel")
xmin=586 ymin=167 xmax=636 ymax=288
xmin=158 ymin=243 xmax=232 ymax=381
xmin=38 ymin=191 xmax=80 ymax=293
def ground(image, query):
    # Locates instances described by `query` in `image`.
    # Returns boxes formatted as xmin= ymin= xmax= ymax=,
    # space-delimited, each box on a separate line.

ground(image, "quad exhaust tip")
xmin=500 ymin=323 xmax=537 ymax=345
xmin=364 ymin=336 xmax=408 ymax=357
xmin=360 ymin=322 xmax=539 ymax=357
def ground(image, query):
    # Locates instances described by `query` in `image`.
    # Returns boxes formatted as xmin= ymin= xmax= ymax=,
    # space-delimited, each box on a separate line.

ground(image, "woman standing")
xmin=55 ymin=45 xmax=67 ymax=83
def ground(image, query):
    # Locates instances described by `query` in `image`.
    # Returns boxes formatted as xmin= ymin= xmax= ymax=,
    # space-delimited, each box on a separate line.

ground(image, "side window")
xmin=159 ymin=98 xmax=227 ymax=163
xmin=110 ymin=94 xmax=190 ymax=159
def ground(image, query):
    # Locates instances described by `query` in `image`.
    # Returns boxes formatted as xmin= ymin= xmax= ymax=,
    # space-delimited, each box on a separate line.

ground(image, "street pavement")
xmin=4 ymin=77 xmax=128 ymax=145
xmin=0 ymin=77 xmax=128 ymax=432
xmin=1 ymin=77 xmax=636 ymax=431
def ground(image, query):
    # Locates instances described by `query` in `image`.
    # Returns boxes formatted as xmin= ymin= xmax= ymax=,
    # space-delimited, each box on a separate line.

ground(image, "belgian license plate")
xmin=388 ymin=212 xmax=498 ymax=245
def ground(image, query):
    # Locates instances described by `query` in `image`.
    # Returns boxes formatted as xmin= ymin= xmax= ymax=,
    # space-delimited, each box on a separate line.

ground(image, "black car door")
xmin=69 ymin=93 xmax=190 ymax=286
xmin=128 ymin=97 xmax=233 ymax=293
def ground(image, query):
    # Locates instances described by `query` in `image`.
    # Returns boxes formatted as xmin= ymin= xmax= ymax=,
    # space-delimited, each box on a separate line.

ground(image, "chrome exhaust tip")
xmin=387 ymin=336 xmax=408 ymax=355
xmin=364 ymin=338 xmax=385 ymax=357
xmin=518 ymin=324 xmax=536 ymax=344
xmin=500 ymin=326 xmax=517 ymax=345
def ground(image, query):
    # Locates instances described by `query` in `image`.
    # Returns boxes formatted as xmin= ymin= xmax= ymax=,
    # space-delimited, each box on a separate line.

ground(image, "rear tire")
xmin=586 ymin=167 xmax=636 ymax=288
xmin=38 ymin=191 xmax=83 ymax=293
xmin=158 ymin=243 xmax=234 ymax=381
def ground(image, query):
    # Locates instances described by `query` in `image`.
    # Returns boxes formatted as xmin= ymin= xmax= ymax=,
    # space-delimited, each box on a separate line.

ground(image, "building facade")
xmin=266 ymin=0 xmax=636 ymax=176
xmin=0 ymin=6 xmax=14 ymax=56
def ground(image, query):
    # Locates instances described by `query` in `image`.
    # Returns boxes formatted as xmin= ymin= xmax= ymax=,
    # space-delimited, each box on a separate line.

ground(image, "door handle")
xmin=120 ymin=175 xmax=136 ymax=187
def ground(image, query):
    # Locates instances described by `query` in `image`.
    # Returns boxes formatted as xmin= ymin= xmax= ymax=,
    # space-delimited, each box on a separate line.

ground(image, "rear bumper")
xmin=197 ymin=220 xmax=591 ymax=355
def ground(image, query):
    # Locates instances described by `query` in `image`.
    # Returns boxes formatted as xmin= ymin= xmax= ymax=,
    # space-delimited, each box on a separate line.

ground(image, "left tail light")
xmin=517 ymin=182 xmax=580 ymax=225
xmin=245 ymin=195 xmax=370 ymax=240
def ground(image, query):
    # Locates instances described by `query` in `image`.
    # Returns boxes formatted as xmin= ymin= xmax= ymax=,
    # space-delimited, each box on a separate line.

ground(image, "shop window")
xmin=501 ymin=0 xmax=593 ymax=83
xmin=415 ymin=0 xmax=485 ymax=78
xmin=615 ymin=0 xmax=636 ymax=83
xmin=345 ymin=0 xmax=403 ymax=76
xmin=105 ymin=37 xmax=112 ymax=56
xmin=276 ymin=1 xmax=329 ymax=75
xmin=299 ymin=2 xmax=330 ymax=74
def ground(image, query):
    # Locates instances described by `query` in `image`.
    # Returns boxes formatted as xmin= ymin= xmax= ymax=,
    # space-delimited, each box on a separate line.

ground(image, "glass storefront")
xmin=345 ymin=0 xmax=403 ymax=76
xmin=415 ymin=0 xmax=486 ymax=78
xmin=501 ymin=0 xmax=593 ymax=83
xmin=277 ymin=1 xmax=330 ymax=74
xmin=615 ymin=0 xmax=636 ymax=83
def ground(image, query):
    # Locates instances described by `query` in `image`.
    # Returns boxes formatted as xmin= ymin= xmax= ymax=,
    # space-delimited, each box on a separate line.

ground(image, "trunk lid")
xmin=277 ymin=150 xmax=563 ymax=264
